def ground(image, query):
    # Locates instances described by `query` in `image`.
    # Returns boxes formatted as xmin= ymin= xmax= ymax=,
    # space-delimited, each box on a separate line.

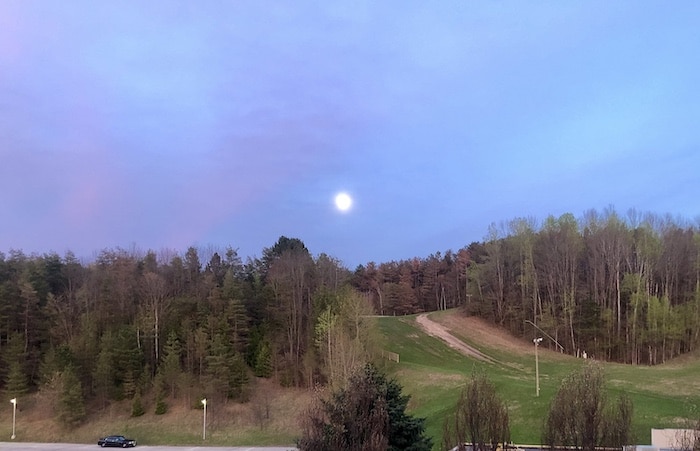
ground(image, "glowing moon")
xmin=334 ymin=192 xmax=353 ymax=212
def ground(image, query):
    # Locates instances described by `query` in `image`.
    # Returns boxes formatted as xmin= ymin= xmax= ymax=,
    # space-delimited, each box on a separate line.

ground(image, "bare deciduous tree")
xmin=443 ymin=371 xmax=510 ymax=451
xmin=543 ymin=362 xmax=633 ymax=451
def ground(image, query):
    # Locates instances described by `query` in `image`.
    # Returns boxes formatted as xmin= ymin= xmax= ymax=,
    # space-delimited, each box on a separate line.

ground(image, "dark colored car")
xmin=97 ymin=435 xmax=137 ymax=447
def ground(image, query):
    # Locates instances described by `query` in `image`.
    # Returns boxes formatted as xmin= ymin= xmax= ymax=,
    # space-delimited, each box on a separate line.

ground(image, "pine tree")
xmin=298 ymin=364 xmax=432 ymax=451
xmin=57 ymin=366 xmax=86 ymax=428
xmin=223 ymin=298 xmax=250 ymax=354
xmin=4 ymin=360 xmax=29 ymax=399
xmin=131 ymin=390 xmax=145 ymax=417
xmin=228 ymin=352 xmax=249 ymax=400
xmin=160 ymin=330 xmax=182 ymax=398
xmin=153 ymin=372 xmax=168 ymax=415
xmin=204 ymin=332 xmax=231 ymax=400
xmin=93 ymin=332 xmax=116 ymax=406
xmin=122 ymin=369 xmax=137 ymax=400
xmin=254 ymin=341 xmax=273 ymax=378
xmin=385 ymin=375 xmax=434 ymax=451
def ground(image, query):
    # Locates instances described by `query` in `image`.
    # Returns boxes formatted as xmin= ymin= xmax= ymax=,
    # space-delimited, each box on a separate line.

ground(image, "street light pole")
xmin=201 ymin=398 xmax=207 ymax=440
xmin=10 ymin=398 xmax=17 ymax=440
xmin=534 ymin=338 xmax=542 ymax=397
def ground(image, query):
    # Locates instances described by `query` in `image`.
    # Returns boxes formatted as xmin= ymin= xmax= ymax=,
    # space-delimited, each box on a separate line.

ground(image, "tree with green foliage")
xmin=228 ymin=352 xmax=249 ymax=400
xmin=122 ymin=369 xmax=137 ymax=400
xmin=601 ymin=393 xmax=634 ymax=448
xmin=442 ymin=371 xmax=510 ymax=451
xmin=298 ymin=364 xmax=432 ymax=451
xmin=57 ymin=365 xmax=86 ymax=428
xmin=543 ymin=362 xmax=633 ymax=451
xmin=204 ymin=331 xmax=249 ymax=401
xmin=131 ymin=390 xmax=145 ymax=417
xmin=153 ymin=372 xmax=167 ymax=414
xmin=159 ymin=330 xmax=182 ymax=398
xmin=93 ymin=332 xmax=117 ymax=407
xmin=112 ymin=325 xmax=145 ymax=396
xmin=254 ymin=340 xmax=273 ymax=378
xmin=3 ymin=360 xmax=29 ymax=400
xmin=314 ymin=288 xmax=378 ymax=388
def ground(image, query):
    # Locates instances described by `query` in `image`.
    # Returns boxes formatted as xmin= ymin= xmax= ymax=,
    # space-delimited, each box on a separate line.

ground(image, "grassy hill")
xmin=2 ymin=309 xmax=698 ymax=449
xmin=379 ymin=309 xmax=700 ymax=447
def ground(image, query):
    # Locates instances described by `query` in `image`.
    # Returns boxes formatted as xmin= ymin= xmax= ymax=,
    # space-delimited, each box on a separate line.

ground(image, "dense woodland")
xmin=1 ymin=208 xmax=699 ymax=422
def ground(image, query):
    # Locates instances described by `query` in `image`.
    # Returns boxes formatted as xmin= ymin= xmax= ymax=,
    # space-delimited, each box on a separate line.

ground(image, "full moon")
xmin=334 ymin=192 xmax=353 ymax=212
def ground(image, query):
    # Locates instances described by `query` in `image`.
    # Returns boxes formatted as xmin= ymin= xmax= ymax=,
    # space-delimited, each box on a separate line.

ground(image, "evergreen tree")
xmin=113 ymin=325 xmax=145 ymax=395
xmin=4 ymin=360 xmax=29 ymax=400
xmin=223 ymin=298 xmax=249 ymax=354
xmin=1 ymin=332 xmax=29 ymax=397
xmin=57 ymin=365 xmax=86 ymax=428
xmin=38 ymin=345 xmax=75 ymax=386
xmin=298 ymin=364 xmax=432 ymax=451
xmin=386 ymin=374 xmax=434 ymax=451
xmin=122 ymin=369 xmax=137 ymax=400
xmin=159 ymin=330 xmax=182 ymax=398
xmin=154 ymin=372 xmax=167 ymax=415
xmin=204 ymin=332 xmax=231 ymax=400
xmin=131 ymin=390 xmax=145 ymax=417
xmin=228 ymin=352 xmax=250 ymax=400
xmin=93 ymin=332 xmax=117 ymax=406
xmin=254 ymin=341 xmax=273 ymax=378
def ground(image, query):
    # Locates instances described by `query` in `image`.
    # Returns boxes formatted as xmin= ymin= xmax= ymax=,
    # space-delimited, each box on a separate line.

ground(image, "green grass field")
xmin=377 ymin=310 xmax=700 ymax=449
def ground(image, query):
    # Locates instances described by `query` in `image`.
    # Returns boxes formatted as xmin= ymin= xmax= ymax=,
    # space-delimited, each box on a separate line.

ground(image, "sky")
xmin=1 ymin=1 xmax=699 ymax=268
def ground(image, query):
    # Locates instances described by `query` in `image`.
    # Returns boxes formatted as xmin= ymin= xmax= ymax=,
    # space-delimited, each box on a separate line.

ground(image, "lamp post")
xmin=533 ymin=337 xmax=543 ymax=397
xmin=201 ymin=398 xmax=207 ymax=440
xmin=10 ymin=398 xmax=17 ymax=440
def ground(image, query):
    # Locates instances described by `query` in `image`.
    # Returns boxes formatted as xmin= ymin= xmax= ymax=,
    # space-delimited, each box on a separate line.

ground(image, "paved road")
xmin=0 ymin=443 xmax=296 ymax=451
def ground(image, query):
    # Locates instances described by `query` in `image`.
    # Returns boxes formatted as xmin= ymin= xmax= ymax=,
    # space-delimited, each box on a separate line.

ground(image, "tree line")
xmin=352 ymin=208 xmax=700 ymax=364
xmin=0 ymin=237 xmax=377 ymax=425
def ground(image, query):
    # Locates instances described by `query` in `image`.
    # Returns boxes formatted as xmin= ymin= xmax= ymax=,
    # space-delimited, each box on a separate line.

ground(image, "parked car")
xmin=97 ymin=435 xmax=137 ymax=447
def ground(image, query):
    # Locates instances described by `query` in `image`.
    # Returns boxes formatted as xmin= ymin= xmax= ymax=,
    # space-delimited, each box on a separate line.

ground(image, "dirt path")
xmin=415 ymin=313 xmax=497 ymax=364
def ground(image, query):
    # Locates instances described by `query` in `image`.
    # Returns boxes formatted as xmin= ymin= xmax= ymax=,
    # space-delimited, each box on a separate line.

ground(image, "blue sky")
xmin=1 ymin=1 xmax=699 ymax=268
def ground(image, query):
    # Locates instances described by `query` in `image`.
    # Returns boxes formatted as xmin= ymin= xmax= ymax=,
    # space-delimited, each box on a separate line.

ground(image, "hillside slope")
xmin=3 ymin=309 xmax=698 ymax=449
xmin=379 ymin=309 xmax=700 ymax=448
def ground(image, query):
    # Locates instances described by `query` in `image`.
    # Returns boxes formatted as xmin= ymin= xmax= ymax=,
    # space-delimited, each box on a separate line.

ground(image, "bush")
xmin=297 ymin=364 xmax=432 ymax=451
xmin=442 ymin=371 xmax=510 ymax=451
xmin=543 ymin=362 xmax=633 ymax=451
xmin=131 ymin=391 xmax=145 ymax=417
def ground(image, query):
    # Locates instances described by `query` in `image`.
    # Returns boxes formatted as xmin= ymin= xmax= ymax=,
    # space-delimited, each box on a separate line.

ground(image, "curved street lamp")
xmin=201 ymin=398 xmax=207 ymax=440
xmin=10 ymin=398 xmax=17 ymax=440
xmin=533 ymin=337 xmax=543 ymax=397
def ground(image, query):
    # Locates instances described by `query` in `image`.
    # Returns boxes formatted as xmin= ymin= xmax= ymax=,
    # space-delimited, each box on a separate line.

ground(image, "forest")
xmin=354 ymin=208 xmax=700 ymax=364
xmin=1 ymin=207 xmax=699 ymax=423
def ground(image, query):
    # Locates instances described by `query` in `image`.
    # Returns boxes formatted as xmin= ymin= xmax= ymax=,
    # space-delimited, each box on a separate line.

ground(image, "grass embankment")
xmin=378 ymin=310 xmax=700 ymax=448
xmin=0 ymin=377 xmax=309 ymax=447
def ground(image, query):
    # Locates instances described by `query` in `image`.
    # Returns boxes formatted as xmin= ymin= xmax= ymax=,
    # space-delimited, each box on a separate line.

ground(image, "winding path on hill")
xmin=415 ymin=313 xmax=498 ymax=364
